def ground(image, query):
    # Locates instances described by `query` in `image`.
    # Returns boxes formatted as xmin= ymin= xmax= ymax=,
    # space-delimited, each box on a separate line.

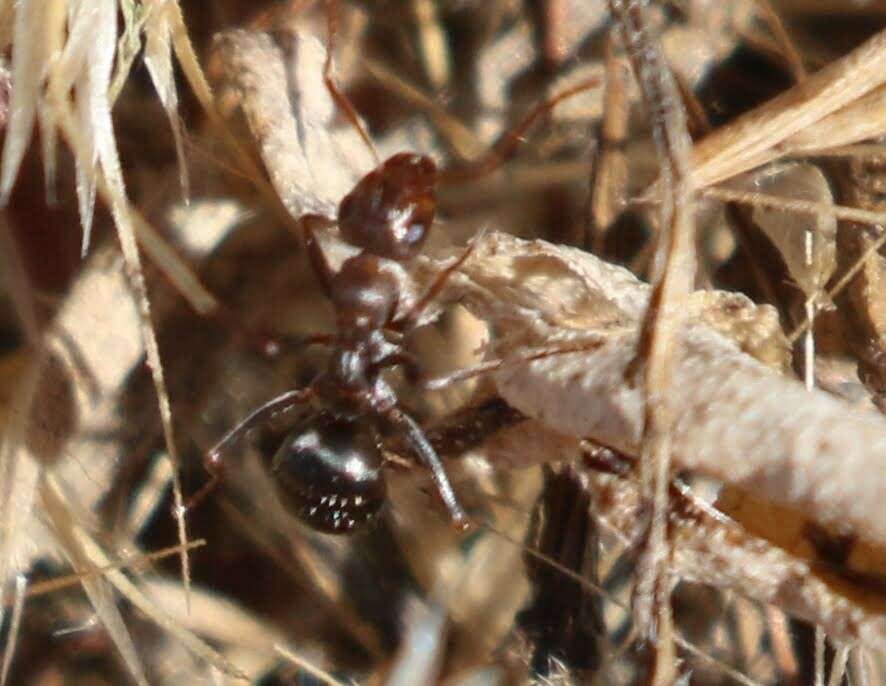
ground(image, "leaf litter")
xmin=1 ymin=1 xmax=886 ymax=684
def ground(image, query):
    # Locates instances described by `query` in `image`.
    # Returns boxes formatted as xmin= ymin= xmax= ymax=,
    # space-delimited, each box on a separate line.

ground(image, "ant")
xmin=186 ymin=11 xmax=601 ymax=535
xmin=188 ymin=152 xmax=475 ymax=534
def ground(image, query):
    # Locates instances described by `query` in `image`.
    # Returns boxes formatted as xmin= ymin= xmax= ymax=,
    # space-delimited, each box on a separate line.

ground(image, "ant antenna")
xmin=438 ymin=75 xmax=602 ymax=184
xmin=322 ymin=0 xmax=380 ymax=164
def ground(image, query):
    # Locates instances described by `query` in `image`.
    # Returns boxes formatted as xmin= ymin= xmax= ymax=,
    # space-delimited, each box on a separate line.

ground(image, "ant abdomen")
xmin=337 ymin=153 xmax=437 ymax=261
xmin=270 ymin=413 xmax=386 ymax=534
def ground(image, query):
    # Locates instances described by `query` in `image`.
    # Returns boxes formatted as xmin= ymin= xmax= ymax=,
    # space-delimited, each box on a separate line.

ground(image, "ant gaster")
xmin=190 ymin=153 xmax=474 ymax=534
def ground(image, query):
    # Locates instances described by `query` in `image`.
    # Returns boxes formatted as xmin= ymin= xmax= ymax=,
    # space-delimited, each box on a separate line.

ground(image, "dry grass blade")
xmin=0 ymin=0 xmax=49 ymax=205
xmin=43 ymin=0 xmax=194 ymax=608
xmin=273 ymin=644 xmax=346 ymax=686
xmin=40 ymin=475 xmax=150 ymax=686
xmin=41 ymin=474 xmax=246 ymax=681
xmin=0 ymin=575 xmax=26 ymax=686
xmin=0 ymin=0 xmax=195 ymax=611
xmin=690 ymin=26 xmax=886 ymax=187
xmin=143 ymin=0 xmax=190 ymax=201
xmin=702 ymin=186 xmax=886 ymax=228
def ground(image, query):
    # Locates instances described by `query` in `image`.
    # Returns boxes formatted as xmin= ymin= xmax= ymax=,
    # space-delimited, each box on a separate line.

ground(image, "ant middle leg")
xmin=212 ymin=303 xmax=335 ymax=359
xmin=205 ymin=214 xmax=339 ymax=361
xmin=186 ymin=387 xmax=315 ymax=511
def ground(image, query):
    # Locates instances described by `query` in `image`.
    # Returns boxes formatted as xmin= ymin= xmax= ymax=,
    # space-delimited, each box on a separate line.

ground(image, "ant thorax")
xmin=318 ymin=342 xmax=400 ymax=416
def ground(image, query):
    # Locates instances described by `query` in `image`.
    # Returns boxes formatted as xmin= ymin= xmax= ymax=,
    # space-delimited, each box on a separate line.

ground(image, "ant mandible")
xmin=187 ymin=9 xmax=601 ymax=534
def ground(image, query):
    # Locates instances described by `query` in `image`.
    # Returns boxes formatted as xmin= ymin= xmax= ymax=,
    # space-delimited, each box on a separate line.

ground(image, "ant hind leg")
xmin=381 ymin=405 xmax=469 ymax=529
xmin=186 ymin=387 xmax=315 ymax=511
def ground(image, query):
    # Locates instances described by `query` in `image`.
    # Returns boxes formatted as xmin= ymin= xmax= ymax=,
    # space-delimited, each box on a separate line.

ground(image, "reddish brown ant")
xmin=186 ymin=12 xmax=601 ymax=534
xmin=187 ymin=153 xmax=475 ymax=534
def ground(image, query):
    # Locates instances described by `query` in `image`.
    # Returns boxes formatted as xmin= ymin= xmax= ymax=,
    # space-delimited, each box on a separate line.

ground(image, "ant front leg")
xmin=298 ymin=213 xmax=338 ymax=299
xmin=380 ymin=405 xmax=469 ymax=529
xmin=186 ymin=387 xmax=315 ymax=511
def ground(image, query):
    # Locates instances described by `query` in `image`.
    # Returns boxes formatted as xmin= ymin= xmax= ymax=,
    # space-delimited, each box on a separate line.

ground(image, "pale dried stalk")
xmin=608 ymin=2 xmax=695 ymax=677
xmin=588 ymin=37 xmax=629 ymax=251
xmin=419 ymin=232 xmax=886 ymax=551
xmin=143 ymin=0 xmax=189 ymax=201
xmin=212 ymin=30 xmax=374 ymax=219
xmin=483 ymin=423 xmax=886 ymax=651
xmin=0 ymin=0 xmax=195 ymax=608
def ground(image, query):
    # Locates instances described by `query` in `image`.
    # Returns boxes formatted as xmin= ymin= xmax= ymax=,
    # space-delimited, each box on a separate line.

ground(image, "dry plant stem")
xmin=588 ymin=37 xmax=629 ymax=252
xmin=3 ymin=540 xmax=206 ymax=605
xmin=421 ymin=232 xmax=886 ymax=553
xmin=608 ymin=1 xmax=695 ymax=680
xmin=750 ymin=0 xmax=806 ymax=81
xmin=410 ymin=0 xmax=450 ymax=90
xmin=702 ymin=186 xmax=886 ymax=228
xmin=0 ymin=0 xmax=195 ymax=614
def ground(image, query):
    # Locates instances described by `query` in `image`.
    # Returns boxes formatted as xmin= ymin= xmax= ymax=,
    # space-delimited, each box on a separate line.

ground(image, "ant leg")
xmin=390 ymin=231 xmax=483 ymax=332
xmin=299 ymin=213 xmax=338 ymax=299
xmin=213 ymin=303 xmax=335 ymax=359
xmin=186 ymin=387 xmax=314 ymax=510
xmin=210 ymin=213 xmax=337 ymax=357
xmin=371 ymin=350 xmax=423 ymax=384
xmin=321 ymin=0 xmax=380 ymax=163
xmin=381 ymin=405 xmax=469 ymax=529
xmin=438 ymin=76 xmax=602 ymax=184
xmin=423 ymin=338 xmax=607 ymax=390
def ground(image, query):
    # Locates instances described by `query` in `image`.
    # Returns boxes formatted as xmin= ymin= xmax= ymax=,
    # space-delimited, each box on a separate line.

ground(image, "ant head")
xmin=330 ymin=254 xmax=399 ymax=334
xmin=337 ymin=153 xmax=437 ymax=261
xmin=270 ymin=412 xmax=386 ymax=534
